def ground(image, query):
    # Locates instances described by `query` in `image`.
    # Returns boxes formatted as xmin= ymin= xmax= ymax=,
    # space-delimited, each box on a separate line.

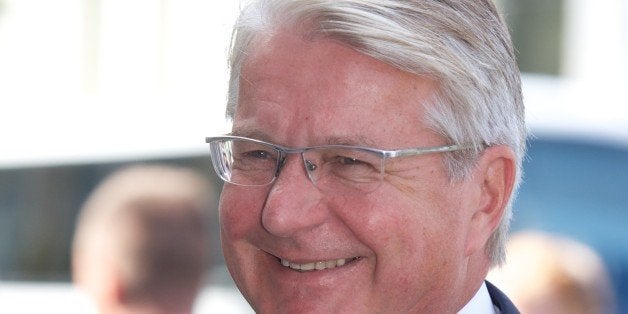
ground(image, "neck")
xmin=455 ymin=249 xmax=492 ymax=312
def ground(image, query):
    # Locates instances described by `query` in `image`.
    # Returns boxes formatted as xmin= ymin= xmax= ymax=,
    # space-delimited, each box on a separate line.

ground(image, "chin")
xmin=252 ymin=295 xmax=367 ymax=314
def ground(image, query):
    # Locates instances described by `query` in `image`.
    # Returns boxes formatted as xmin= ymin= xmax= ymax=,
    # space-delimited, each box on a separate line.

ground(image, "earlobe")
xmin=96 ymin=255 xmax=127 ymax=308
xmin=108 ymin=262 xmax=127 ymax=305
xmin=465 ymin=145 xmax=516 ymax=256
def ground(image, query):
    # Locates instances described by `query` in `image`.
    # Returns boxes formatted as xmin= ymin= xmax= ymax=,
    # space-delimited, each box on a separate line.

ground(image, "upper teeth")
xmin=281 ymin=258 xmax=349 ymax=271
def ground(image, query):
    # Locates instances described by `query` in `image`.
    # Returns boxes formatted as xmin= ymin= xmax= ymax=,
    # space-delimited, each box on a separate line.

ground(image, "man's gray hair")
xmin=226 ymin=0 xmax=526 ymax=266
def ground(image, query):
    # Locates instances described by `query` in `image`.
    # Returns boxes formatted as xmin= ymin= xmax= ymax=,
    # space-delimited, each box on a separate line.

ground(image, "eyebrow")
xmin=230 ymin=126 xmax=377 ymax=148
xmin=321 ymin=135 xmax=377 ymax=147
xmin=229 ymin=127 xmax=272 ymax=142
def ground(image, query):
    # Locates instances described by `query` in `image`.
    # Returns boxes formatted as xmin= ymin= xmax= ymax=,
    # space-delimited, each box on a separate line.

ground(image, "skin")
xmin=220 ymin=29 xmax=516 ymax=313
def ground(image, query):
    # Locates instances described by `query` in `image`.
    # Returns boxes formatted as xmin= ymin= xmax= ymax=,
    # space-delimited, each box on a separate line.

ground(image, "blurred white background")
xmin=0 ymin=0 xmax=236 ymax=167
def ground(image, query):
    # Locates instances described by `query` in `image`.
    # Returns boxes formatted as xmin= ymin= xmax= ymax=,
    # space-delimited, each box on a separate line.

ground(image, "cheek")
xmin=219 ymin=186 xmax=266 ymax=240
xmin=356 ymin=184 xmax=466 ymax=268
xmin=343 ymin=191 xmax=459 ymax=307
xmin=218 ymin=186 xmax=269 ymax=295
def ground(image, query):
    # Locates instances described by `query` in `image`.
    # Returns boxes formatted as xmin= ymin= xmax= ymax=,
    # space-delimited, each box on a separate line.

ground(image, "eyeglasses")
xmin=205 ymin=135 xmax=472 ymax=193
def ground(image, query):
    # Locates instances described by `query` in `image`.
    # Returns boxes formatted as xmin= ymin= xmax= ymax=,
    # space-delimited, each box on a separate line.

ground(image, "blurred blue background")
xmin=0 ymin=0 xmax=626 ymax=312
xmin=512 ymin=136 xmax=628 ymax=310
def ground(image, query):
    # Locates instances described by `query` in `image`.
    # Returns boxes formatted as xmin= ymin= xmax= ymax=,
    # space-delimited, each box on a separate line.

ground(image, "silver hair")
xmin=226 ymin=0 xmax=525 ymax=266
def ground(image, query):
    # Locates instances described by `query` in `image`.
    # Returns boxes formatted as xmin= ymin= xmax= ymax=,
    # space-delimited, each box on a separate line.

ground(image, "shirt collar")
xmin=457 ymin=282 xmax=497 ymax=314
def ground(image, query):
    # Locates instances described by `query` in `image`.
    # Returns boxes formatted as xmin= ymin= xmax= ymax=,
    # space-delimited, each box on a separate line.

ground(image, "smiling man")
xmin=206 ymin=0 xmax=525 ymax=312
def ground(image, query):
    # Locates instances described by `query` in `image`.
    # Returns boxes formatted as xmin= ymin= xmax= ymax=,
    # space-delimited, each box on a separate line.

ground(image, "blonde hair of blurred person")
xmin=72 ymin=164 xmax=213 ymax=314
xmin=488 ymin=231 xmax=616 ymax=314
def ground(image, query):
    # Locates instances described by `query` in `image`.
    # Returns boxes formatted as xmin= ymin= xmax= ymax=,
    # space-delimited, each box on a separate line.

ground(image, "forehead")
xmin=235 ymin=30 xmax=441 ymax=147
xmin=241 ymin=29 xmax=430 ymax=90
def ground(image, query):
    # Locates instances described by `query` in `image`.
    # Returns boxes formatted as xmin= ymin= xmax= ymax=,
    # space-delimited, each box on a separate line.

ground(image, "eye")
xmin=243 ymin=150 xmax=273 ymax=159
xmin=329 ymin=154 xmax=377 ymax=172
xmin=231 ymin=141 xmax=278 ymax=166
xmin=305 ymin=147 xmax=382 ymax=187
xmin=337 ymin=156 xmax=367 ymax=166
xmin=317 ymin=148 xmax=379 ymax=171
xmin=233 ymin=147 xmax=278 ymax=172
xmin=325 ymin=152 xmax=381 ymax=184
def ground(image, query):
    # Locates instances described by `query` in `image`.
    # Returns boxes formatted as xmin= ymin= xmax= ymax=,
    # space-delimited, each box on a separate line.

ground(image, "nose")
xmin=275 ymin=152 xmax=318 ymax=186
xmin=261 ymin=154 xmax=328 ymax=238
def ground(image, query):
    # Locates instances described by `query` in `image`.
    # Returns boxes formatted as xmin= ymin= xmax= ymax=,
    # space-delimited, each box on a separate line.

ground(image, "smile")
xmin=280 ymin=257 xmax=360 ymax=271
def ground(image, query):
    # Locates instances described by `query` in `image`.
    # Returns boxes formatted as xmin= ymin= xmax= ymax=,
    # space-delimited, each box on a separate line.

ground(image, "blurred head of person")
xmin=72 ymin=164 xmax=213 ymax=314
xmin=489 ymin=231 xmax=616 ymax=314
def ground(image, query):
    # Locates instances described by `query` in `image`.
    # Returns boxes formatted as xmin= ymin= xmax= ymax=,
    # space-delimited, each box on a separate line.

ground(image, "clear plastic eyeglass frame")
xmin=206 ymin=135 xmax=473 ymax=193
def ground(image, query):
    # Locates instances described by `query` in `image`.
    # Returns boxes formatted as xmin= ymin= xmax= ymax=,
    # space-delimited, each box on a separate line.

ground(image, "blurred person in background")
xmin=489 ymin=231 xmax=616 ymax=314
xmin=206 ymin=0 xmax=525 ymax=312
xmin=72 ymin=164 xmax=213 ymax=314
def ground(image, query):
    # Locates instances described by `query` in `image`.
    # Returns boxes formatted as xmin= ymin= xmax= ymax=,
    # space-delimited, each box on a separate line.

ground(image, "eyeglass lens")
xmin=209 ymin=138 xmax=384 ymax=193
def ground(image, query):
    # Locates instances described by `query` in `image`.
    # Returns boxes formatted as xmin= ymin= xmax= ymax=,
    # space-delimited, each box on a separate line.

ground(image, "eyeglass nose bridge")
xmin=273 ymin=148 xmax=320 ymax=188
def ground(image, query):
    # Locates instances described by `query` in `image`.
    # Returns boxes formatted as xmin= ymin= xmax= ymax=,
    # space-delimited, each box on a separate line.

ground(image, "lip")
xmin=246 ymin=250 xmax=369 ymax=312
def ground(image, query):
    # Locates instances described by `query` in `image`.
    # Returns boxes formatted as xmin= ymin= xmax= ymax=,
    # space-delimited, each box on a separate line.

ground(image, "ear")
xmin=465 ymin=145 xmax=516 ymax=256
xmin=104 ymin=257 xmax=127 ymax=306
xmin=73 ymin=246 xmax=127 ymax=311
xmin=89 ymin=254 xmax=127 ymax=309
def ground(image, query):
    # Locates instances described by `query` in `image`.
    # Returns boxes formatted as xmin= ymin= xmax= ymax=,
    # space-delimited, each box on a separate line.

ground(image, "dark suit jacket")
xmin=486 ymin=281 xmax=520 ymax=314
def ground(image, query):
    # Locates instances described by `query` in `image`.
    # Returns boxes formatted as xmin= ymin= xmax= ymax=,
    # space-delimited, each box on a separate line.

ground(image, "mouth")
xmin=280 ymin=257 xmax=361 ymax=272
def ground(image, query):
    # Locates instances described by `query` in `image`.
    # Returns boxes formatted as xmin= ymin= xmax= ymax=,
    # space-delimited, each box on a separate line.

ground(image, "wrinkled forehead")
xmin=232 ymin=31 xmax=442 ymax=151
